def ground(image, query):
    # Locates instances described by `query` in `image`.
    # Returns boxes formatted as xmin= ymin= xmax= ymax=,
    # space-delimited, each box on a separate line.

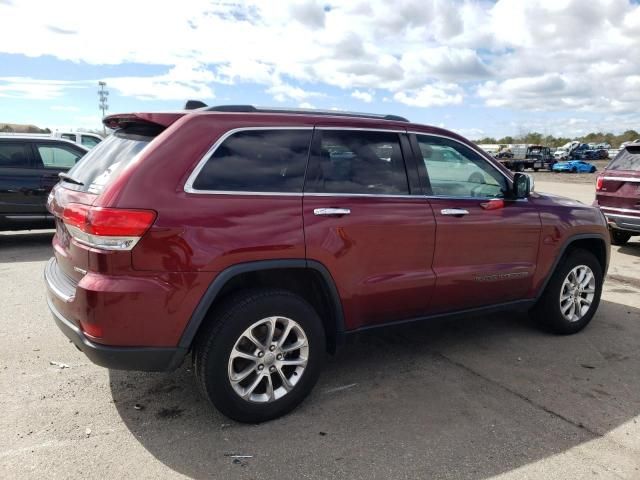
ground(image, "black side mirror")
xmin=513 ymin=173 xmax=534 ymax=199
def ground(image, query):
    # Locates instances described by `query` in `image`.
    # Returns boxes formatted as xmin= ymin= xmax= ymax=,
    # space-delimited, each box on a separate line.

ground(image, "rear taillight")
xmin=61 ymin=203 xmax=156 ymax=251
xmin=596 ymin=176 xmax=603 ymax=191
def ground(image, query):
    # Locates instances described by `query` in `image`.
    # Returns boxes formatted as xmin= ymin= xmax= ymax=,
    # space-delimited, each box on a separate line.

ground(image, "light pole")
xmin=98 ymin=81 xmax=109 ymax=135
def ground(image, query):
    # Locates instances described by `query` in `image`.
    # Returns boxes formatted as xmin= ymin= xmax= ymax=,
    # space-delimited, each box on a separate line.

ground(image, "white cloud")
xmin=105 ymin=63 xmax=215 ymax=101
xmin=0 ymin=0 xmax=639 ymax=135
xmin=0 ymin=77 xmax=79 ymax=99
xmin=266 ymin=83 xmax=323 ymax=103
xmin=394 ymin=83 xmax=464 ymax=108
xmin=351 ymin=90 xmax=374 ymax=103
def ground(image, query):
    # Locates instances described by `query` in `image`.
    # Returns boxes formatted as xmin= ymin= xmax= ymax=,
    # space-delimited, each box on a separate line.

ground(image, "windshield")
xmin=63 ymin=129 xmax=155 ymax=193
xmin=607 ymin=146 xmax=640 ymax=172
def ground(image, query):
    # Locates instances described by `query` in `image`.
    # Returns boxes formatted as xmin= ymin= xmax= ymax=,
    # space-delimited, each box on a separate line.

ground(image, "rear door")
xmin=411 ymin=133 xmax=541 ymax=312
xmin=303 ymin=128 xmax=436 ymax=331
xmin=0 ymin=140 xmax=44 ymax=220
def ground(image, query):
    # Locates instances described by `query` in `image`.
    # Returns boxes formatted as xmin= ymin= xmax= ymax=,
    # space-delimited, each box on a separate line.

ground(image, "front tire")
xmin=610 ymin=229 xmax=631 ymax=246
xmin=194 ymin=289 xmax=326 ymax=423
xmin=532 ymin=249 xmax=603 ymax=334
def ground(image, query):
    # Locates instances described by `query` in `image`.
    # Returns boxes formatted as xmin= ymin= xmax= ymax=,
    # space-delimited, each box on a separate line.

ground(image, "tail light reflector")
xmin=61 ymin=204 xmax=156 ymax=250
xmin=596 ymin=176 xmax=603 ymax=191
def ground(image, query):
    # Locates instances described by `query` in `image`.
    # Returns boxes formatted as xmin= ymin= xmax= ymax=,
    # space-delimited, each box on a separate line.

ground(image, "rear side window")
xmin=608 ymin=146 xmax=640 ymax=171
xmin=61 ymin=133 xmax=76 ymax=142
xmin=0 ymin=142 xmax=32 ymax=168
xmin=81 ymin=135 xmax=101 ymax=148
xmin=36 ymin=144 xmax=83 ymax=169
xmin=64 ymin=128 xmax=156 ymax=193
xmin=192 ymin=129 xmax=312 ymax=193
xmin=305 ymin=130 xmax=409 ymax=195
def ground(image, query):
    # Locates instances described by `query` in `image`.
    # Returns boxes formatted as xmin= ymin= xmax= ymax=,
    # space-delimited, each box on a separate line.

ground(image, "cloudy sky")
xmin=0 ymin=0 xmax=639 ymax=138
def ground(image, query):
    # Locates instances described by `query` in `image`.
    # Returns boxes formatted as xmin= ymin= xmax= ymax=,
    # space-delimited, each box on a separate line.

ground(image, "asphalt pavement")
xmin=1 ymin=181 xmax=639 ymax=479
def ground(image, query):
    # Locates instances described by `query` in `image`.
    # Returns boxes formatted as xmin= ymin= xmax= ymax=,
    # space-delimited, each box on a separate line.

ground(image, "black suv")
xmin=0 ymin=135 xmax=87 ymax=231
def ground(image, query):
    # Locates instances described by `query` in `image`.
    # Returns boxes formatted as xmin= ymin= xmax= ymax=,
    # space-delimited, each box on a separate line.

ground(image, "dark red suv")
xmin=595 ymin=143 xmax=640 ymax=245
xmin=44 ymin=105 xmax=609 ymax=422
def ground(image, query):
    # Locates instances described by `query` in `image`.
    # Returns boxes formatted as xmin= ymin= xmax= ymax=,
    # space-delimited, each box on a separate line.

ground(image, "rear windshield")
xmin=608 ymin=146 xmax=640 ymax=172
xmin=63 ymin=128 xmax=157 ymax=193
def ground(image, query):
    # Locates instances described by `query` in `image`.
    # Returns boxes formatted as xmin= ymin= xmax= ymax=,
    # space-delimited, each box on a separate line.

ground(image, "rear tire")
xmin=532 ymin=249 xmax=603 ymax=335
xmin=610 ymin=230 xmax=631 ymax=246
xmin=590 ymin=166 xmax=596 ymax=173
xmin=194 ymin=289 xmax=326 ymax=423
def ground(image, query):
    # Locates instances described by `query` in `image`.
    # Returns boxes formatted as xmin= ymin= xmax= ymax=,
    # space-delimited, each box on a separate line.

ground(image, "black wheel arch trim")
xmin=535 ymin=232 xmax=609 ymax=300
xmin=178 ymin=259 xmax=346 ymax=350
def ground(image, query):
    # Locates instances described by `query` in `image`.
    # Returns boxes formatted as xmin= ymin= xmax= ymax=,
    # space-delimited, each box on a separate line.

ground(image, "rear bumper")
xmin=44 ymin=257 xmax=191 ymax=371
xmin=47 ymin=295 xmax=186 ymax=371
xmin=601 ymin=210 xmax=640 ymax=234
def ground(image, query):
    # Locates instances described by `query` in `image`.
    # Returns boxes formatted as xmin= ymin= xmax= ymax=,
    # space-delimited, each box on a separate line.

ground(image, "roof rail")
xmin=203 ymin=104 xmax=409 ymax=122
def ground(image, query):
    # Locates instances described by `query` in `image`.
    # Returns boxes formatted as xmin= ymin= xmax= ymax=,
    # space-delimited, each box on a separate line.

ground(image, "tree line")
xmin=474 ymin=130 xmax=639 ymax=148
xmin=0 ymin=124 xmax=51 ymax=134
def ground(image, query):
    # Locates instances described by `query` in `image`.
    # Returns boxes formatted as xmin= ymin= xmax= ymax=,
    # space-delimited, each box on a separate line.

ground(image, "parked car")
xmin=54 ymin=131 xmax=103 ymax=149
xmin=0 ymin=135 xmax=88 ymax=230
xmin=595 ymin=143 xmax=640 ymax=245
xmin=44 ymin=105 xmax=609 ymax=423
xmin=553 ymin=160 xmax=597 ymax=173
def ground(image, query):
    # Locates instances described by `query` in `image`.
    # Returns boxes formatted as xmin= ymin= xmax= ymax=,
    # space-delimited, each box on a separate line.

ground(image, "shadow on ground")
xmin=0 ymin=231 xmax=54 ymax=263
xmin=110 ymin=300 xmax=640 ymax=479
xmin=618 ymin=240 xmax=640 ymax=257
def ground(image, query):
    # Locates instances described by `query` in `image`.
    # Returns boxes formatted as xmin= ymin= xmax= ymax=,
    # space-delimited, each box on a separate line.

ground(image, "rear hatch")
xmin=47 ymin=118 xmax=173 ymax=283
xmin=596 ymin=145 xmax=640 ymax=214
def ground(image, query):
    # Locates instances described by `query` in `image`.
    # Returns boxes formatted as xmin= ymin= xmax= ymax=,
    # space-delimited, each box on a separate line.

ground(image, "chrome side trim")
xmin=600 ymin=206 xmax=640 ymax=214
xmin=183 ymin=126 xmax=314 ymax=194
xmin=602 ymin=176 xmax=640 ymax=183
xmin=304 ymin=192 xmax=415 ymax=199
xmin=603 ymin=212 xmax=640 ymax=220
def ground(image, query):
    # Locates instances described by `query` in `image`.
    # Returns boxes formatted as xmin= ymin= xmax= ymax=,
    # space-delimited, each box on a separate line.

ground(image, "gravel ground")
xmin=1 ymin=181 xmax=640 ymax=480
xmin=529 ymin=160 xmax=609 ymax=185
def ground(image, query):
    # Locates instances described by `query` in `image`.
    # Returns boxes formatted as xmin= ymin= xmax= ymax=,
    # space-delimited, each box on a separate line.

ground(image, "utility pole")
xmin=98 ymin=81 xmax=109 ymax=135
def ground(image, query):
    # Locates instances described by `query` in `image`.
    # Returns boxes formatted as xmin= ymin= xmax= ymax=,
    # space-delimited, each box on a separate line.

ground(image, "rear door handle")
xmin=441 ymin=208 xmax=469 ymax=216
xmin=313 ymin=208 xmax=351 ymax=217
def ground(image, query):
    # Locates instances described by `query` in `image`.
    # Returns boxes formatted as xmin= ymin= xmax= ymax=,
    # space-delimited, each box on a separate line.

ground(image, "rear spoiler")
xmin=102 ymin=112 xmax=185 ymax=130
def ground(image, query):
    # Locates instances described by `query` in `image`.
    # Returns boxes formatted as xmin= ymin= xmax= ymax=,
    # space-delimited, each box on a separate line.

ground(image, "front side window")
xmin=305 ymin=130 xmax=409 ymax=195
xmin=36 ymin=144 xmax=84 ymax=169
xmin=416 ymin=135 xmax=508 ymax=198
xmin=192 ymin=129 xmax=312 ymax=193
xmin=0 ymin=142 xmax=31 ymax=168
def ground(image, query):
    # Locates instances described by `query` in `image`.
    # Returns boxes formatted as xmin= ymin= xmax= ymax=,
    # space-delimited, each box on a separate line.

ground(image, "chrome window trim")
xmin=315 ymin=126 xmax=407 ymax=134
xmin=408 ymin=131 xmax=513 ymax=185
xmin=602 ymin=176 xmax=640 ymax=183
xmin=183 ymin=126 xmax=314 ymax=195
xmin=304 ymin=192 xmax=418 ymax=199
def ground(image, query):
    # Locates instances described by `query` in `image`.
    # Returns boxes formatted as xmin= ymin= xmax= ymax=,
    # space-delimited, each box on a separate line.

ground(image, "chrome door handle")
xmin=313 ymin=208 xmax=351 ymax=217
xmin=441 ymin=208 xmax=469 ymax=216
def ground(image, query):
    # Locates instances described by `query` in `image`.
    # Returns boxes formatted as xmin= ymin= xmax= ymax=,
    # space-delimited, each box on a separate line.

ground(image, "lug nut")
xmin=269 ymin=345 xmax=276 ymax=351
xmin=257 ymin=364 xmax=264 ymax=371
xmin=269 ymin=366 xmax=276 ymax=372
xmin=276 ymin=354 xmax=283 ymax=360
xmin=258 ymin=352 xmax=264 ymax=358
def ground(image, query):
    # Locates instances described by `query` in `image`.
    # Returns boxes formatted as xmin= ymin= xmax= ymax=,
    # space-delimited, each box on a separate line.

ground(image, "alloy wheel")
xmin=227 ymin=316 xmax=309 ymax=403
xmin=559 ymin=265 xmax=596 ymax=322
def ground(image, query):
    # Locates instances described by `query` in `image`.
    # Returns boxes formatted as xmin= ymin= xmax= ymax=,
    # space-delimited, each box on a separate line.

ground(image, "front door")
xmin=303 ymin=128 xmax=436 ymax=331
xmin=411 ymin=133 xmax=541 ymax=312
xmin=33 ymin=141 xmax=86 ymax=208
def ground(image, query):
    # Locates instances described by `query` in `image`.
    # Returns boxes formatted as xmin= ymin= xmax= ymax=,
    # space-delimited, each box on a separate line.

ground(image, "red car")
xmin=595 ymin=143 xmax=640 ymax=245
xmin=45 ymin=105 xmax=609 ymax=422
